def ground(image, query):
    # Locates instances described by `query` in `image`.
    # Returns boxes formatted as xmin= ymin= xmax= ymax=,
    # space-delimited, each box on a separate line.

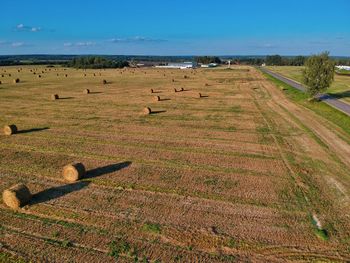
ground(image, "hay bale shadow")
xmin=160 ymin=98 xmax=171 ymax=101
xmin=89 ymin=92 xmax=103 ymax=94
xmin=17 ymin=127 xmax=50 ymax=134
xmin=59 ymin=97 xmax=74 ymax=100
xmin=151 ymin=110 xmax=166 ymax=114
xmin=30 ymin=181 xmax=91 ymax=205
xmin=85 ymin=161 xmax=132 ymax=179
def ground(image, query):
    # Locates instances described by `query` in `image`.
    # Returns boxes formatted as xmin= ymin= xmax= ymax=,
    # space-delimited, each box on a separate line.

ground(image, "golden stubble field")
xmin=0 ymin=65 xmax=350 ymax=262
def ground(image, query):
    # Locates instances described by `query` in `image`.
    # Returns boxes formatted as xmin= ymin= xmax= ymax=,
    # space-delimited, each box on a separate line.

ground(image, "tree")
xmin=266 ymin=55 xmax=282 ymax=66
xmin=195 ymin=56 xmax=221 ymax=64
xmin=302 ymin=52 xmax=335 ymax=99
xmin=67 ymin=56 xmax=128 ymax=69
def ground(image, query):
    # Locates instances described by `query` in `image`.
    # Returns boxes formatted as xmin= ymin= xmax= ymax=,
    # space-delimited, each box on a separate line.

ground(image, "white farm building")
xmin=155 ymin=62 xmax=197 ymax=69
xmin=336 ymin=65 xmax=350 ymax=71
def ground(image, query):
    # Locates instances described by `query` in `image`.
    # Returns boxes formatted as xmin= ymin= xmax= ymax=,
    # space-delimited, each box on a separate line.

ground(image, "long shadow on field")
xmin=150 ymin=110 xmax=166 ymax=114
xmin=327 ymin=90 xmax=350 ymax=100
xmin=30 ymin=181 xmax=91 ymax=205
xmin=89 ymin=91 xmax=103 ymax=94
xmin=85 ymin=161 xmax=132 ymax=179
xmin=59 ymin=97 xmax=74 ymax=100
xmin=17 ymin=127 xmax=50 ymax=134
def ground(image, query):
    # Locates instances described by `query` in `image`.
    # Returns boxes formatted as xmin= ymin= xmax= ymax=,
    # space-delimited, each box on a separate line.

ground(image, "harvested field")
xmin=0 ymin=66 xmax=350 ymax=262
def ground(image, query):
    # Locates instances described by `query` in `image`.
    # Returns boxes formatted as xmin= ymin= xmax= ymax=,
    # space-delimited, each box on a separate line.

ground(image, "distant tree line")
xmin=67 ymin=56 xmax=129 ymax=69
xmin=195 ymin=56 xmax=222 ymax=64
xmin=265 ymin=55 xmax=306 ymax=66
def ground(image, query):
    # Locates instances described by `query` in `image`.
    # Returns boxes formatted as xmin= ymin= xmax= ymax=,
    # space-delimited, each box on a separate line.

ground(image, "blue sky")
xmin=0 ymin=0 xmax=349 ymax=56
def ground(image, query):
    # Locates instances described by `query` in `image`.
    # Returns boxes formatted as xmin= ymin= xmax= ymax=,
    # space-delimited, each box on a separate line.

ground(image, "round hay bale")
xmin=172 ymin=79 xmax=175 ymax=82
xmin=154 ymin=96 xmax=160 ymax=101
xmin=63 ymin=163 xmax=86 ymax=182
xmin=1 ymin=75 xmax=4 ymax=77
xmin=51 ymin=94 xmax=59 ymax=100
xmin=4 ymin=124 xmax=17 ymax=135
xmin=9 ymin=74 xmax=11 ymax=77
xmin=38 ymin=75 xmax=42 ymax=78
xmin=83 ymin=89 xmax=90 ymax=94
xmin=143 ymin=107 xmax=151 ymax=115
xmin=0 ymin=81 xmax=2 ymax=84
xmin=174 ymin=88 xmax=177 ymax=93
xmin=65 ymin=74 xmax=68 ymax=77
xmin=198 ymin=93 xmax=202 ymax=98
xmin=56 ymin=73 xmax=59 ymax=76
xmin=205 ymin=83 xmax=209 ymax=86
xmin=102 ymin=79 xmax=107 ymax=85
xmin=13 ymin=78 xmax=20 ymax=84
xmin=150 ymin=89 xmax=154 ymax=93
xmin=181 ymin=87 xmax=184 ymax=91
xmin=2 ymin=184 xmax=31 ymax=209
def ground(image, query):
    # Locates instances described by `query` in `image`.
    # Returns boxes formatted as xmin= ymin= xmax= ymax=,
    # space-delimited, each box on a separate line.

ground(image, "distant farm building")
xmin=336 ymin=65 xmax=350 ymax=71
xmin=201 ymin=63 xmax=218 ymax=68
xmin=155 ymin=62 xmax=197 ymax=69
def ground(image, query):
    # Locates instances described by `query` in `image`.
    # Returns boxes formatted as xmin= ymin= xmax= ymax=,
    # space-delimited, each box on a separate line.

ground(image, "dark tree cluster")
xmin=67 ymin=56 xmax=129 ymax=69
xmin=195 ymin=56 xmax=222 ymax=64
xmin=265 ymin=55 xmax=306 ymax=66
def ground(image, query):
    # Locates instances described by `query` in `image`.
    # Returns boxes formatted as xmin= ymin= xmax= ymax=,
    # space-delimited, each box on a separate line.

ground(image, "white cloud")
xmin=108 ymin=36 xmax=167 ymax=43
xmin=75 ymin=41 xmax=95 ymax=47
xmin=12 ymin=42 xmax=25 ymax=47
xmin=63 ymin=41 xmax=96 ymax=47
xmin=15 ymin=23 xmax=53 ymax=32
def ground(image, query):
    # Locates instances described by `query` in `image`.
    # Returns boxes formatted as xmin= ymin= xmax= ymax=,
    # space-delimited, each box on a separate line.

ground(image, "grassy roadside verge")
xmin=259 ymin=69 xmax=350 ymax=139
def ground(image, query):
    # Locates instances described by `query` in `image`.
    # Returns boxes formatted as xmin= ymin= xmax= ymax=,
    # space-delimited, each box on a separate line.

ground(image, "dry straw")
xmin=51 ymin=94 xmax=59 ymax=100
xmin=63 ymin=163 xmax=86 ymax=182
xmin=2 ymin=184 xmax=32 ymax=209
xmin=154 ymin=96 xmax=160 ymax=101
xmin=13 ymin=78 xmax=20 ymax=84
xmin=83 ymin=89 xmax=90 ymax=94
xmin=3 ymin=125 xmax=17 ymax=135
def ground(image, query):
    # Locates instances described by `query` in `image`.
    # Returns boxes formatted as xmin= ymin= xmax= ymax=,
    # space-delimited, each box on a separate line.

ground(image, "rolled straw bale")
xmin=3 ymin=124 xmax=17 ymax=135
xmin=143 ymin=107 xmax=151 ymax=115
xmin=62 ymin=163 xmax=86 ymax=182
xmin=2 ymin=184 xmax=31 ymax=209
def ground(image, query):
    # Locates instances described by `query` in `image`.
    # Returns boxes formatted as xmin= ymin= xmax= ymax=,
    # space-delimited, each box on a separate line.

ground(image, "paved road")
xmin=260 ymin=67 xmax=350 ymax=116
